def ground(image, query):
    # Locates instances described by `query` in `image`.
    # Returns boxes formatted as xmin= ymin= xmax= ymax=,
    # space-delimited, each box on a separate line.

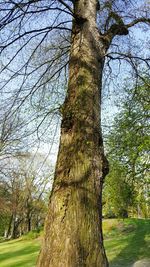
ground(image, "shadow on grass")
xmin=2 ymin=257 xmax=38 ymax=267
xmin=0 ymin=239 xmax=40 ymax=267
xmin=108 ymin=219 xmax=150 ymax=267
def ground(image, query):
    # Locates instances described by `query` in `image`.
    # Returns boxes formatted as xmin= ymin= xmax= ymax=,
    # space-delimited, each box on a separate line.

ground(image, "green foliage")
xmin=103 ymin=162 xmax=134 ymax=217
xmin=104 ymin=77 xmax=150 ymax=218
xmin=0 ymin=183 xmax=12 ymax=236
xmin=22 ymin=228 xmax=43 ymax=240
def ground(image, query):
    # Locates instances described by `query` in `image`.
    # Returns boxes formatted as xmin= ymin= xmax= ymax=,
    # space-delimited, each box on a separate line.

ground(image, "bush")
xmin=22 ymin=229 xmax=42 ymax=240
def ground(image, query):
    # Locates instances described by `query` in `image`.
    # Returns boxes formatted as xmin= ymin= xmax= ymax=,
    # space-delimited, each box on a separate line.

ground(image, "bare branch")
xmin=58 ymin=0 xmax=73 ymax=14
xmin=126 ymin=17 xmax=150 ymax=28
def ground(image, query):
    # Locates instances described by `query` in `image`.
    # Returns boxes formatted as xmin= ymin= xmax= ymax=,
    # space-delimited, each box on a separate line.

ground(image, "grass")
xmin=103 ymin=218 xmax=150 ymax=267
xmin=0 ymin=218 xmax=149 ymax=266
xmin=0 ymin=238 xmax=40 ymax=267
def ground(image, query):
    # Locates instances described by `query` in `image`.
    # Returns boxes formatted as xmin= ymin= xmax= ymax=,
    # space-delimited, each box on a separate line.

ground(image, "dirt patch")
xmin=133 ymin=259 xmax=150 ymax=267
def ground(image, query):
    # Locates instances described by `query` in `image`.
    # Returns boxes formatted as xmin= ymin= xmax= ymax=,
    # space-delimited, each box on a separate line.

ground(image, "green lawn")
xmin=0 ymin=238 xmax=40 ymax=267
xmin=103 ymin=218 xmax=150 ymax=267
xmin=0 ymin=218 xmax=149 ymax=267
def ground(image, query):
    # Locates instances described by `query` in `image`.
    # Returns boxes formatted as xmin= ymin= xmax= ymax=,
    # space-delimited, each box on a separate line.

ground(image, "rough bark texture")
xmin=37 ymin=0 xmax=109 ymax=266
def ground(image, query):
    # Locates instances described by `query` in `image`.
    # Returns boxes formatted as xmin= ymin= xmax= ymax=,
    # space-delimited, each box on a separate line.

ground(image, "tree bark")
xmin=6 ymin=214 xmax=13 ymax=238
xmin=37 ymin=1 xmax=109 ymax=266
xmin=11 ymin=214 xmax=18 ymax=239
xmin=27 ymin=214 xmax=31 ymax=232
xmin=26 ymin=203 xmax=32 ymax=232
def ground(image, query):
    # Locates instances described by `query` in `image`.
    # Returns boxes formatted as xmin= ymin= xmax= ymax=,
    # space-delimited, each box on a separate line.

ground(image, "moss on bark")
xmin=36 ymin=1 xmax=109 ymax=266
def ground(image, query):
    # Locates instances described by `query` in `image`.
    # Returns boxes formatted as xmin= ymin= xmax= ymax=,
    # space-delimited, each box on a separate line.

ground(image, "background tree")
xmin=0 ymin=153 xmax=51 ymax=238
xmin=104 ymin=77 xmax=150 ymax=218
xmin=0 ymin=1 xmax=149 ymax=266
xmin=0 ymin=180 xmax=12 ymax=237
xmin=103 ymin=161 xmax=134 ymax=218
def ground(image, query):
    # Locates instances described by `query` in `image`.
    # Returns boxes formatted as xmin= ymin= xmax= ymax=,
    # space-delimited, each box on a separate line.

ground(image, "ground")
xmin=0 ymin=238 xmax=40 ymax=267
xmin=104 ymin=218 xmax=150 ymax=267
xmin=0 ymin=218 xmax=149 ymax=267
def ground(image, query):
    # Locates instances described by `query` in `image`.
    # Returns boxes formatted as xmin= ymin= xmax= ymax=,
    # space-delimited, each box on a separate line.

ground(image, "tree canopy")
xmin=104 ymin=77 xmax=150 ymax=218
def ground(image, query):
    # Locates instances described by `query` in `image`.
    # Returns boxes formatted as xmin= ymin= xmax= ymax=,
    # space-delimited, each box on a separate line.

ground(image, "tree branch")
xmin=103 ymin=15 xmax=150 ymax=44
xmin=58 ymin=0 xmax=73 ymax=14
xmin=126 ymin=17 xmax=150 ymax=28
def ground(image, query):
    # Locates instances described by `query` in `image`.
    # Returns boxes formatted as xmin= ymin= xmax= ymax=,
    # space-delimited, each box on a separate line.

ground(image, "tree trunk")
xmin=5 ymin=214 xmax=13 ymax=238
xmin=27 ymin=215 xmax=31 ymax=232
xmin=11 ymin=214 xmax=18 ymax=239
xmin=26 ymin=207 xmax=32 ymax=232
xmin=37 ymin=1 xmax=109 ymax=266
